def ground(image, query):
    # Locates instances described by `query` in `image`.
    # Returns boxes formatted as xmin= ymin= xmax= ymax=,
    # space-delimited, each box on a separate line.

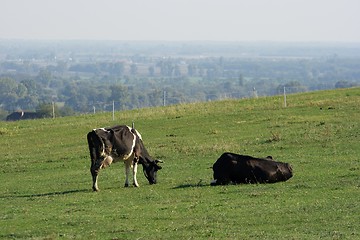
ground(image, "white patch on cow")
xmin=126 ymin=125 xmax=132 ymax=132
xmin=133 ymin=161 xmax=139 ymax=187
xmin=93 ymin=177 xmax=99 ymax=191
xmin=133 ymin=129 xmax=142 ymax=140
xmin=123 ymin=155 xmax=139 ymax=187
xmin=100 ymin=141 xmax=107 ymax=157
xmin=210 ymin=179 xmax=217 ymax=184
xmin=93 ymin=127 xmax=110 ymax=132
xmin=124 ymin=156 xmax=137 ymax=187
xmin=121 ymin=126 xmax=136 ymax=160
xmin=127 ymin=125 xmax=142 ymax=140
xmin=122 ymin=126 xmax=140 ymax=187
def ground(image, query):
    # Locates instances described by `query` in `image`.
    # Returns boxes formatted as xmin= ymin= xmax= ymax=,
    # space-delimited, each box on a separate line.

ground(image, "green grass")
xmin=1 ymin=88 xmax=359 ymax=239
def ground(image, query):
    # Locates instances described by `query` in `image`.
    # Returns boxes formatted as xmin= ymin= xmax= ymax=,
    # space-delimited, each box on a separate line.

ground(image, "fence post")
xmin=112 ymin=100 xmax=115 ymax=121
xmin=283 ymin=86 xmax=287 ymax=107
xmin=52 ymin=101 xmax=55 ymax=118
xmin=163 ymin=90 xmax=166 ymax=106
xmin=252 ymin=87 xmax=258 ymax=98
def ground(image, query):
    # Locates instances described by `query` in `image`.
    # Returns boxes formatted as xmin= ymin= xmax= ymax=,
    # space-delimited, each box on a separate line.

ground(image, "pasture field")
xmin=0 ymin=88 xmax=359 ymax=239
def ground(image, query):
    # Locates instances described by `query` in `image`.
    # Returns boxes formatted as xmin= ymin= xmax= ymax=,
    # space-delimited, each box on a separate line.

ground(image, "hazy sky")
xmin=1 ymin=0 xmax=359 ymax=42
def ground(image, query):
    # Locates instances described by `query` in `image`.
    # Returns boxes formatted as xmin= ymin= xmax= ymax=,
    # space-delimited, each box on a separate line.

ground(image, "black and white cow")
xmin=211 ymin=152 xmax=293 ymax=185
xmin=6 ymin=111 xmax=41 ymax=121
xmin=87 ymin=125 xmax=162 ymax=191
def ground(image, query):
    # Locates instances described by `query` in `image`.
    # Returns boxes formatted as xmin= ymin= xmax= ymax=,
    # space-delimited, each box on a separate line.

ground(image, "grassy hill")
xmin=1 ymin=88 xmax=359 ymax=239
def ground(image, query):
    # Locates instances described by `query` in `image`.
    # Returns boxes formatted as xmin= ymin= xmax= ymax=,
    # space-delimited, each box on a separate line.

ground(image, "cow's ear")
xmin=154 ymin=160 xmax=162 ymax=170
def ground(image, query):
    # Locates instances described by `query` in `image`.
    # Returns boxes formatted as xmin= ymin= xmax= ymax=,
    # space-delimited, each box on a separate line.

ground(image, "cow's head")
xmin=140 ymin=158 xmax=163 ymax=184
xmin=285 ymin=163 xmax=293 ymax=177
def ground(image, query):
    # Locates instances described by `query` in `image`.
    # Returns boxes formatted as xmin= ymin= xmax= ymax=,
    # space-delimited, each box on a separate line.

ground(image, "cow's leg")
xmin=91 ymin=166 xmax=100 ymax=191
xmin=210 ymin=179 xmax=218 ymax=186
xmin=133 ymin=159 xmax=139 ymax=187
xmin=124 ymin=159 xmax=131 ymax=187
xmin=91 ymin=156 xmax=113 ymax=191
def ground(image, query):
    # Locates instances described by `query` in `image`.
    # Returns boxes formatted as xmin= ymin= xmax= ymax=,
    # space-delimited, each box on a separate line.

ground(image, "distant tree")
xmin=136 ymin=92 xmax=149 ymax=108
xmin=223 ymin=81 xmax=233 ymax=91
xmin=65 ymin=94 xmax=89 ymax=112
xmin=238 ymin=74 xmax=244 ymax=86
xmin=187 ymin=64 xmax=197 ymax=77
xmin=157 ymin=60 xmax=174 ymax=76
xmin=17 ymin=95 xmax=39 ymax=111
xmin=148 ymin=66 xmax=155 ymax=76
xmin=0 ymin=77 xmax=19 ymax=111
xmin=61 ymin=81 xmax=78 ymax=98
xmin=109 ymin=84 xmax=130 ymax=110
xmin=130 ymin=64 xmax=138 ymax=75
xmin=335 ymin=80 xmax=358 ymax=89
xmin=58 ymin=105 xmax=76 ymax=116
xmin=0 ymin=77 xmax=17 ymax=95
xmin=110 ymin=62 xmax=125 ymax=76
xmin=36 ymin=102 xmax=58 ymax=118
xmin=69 ymin=64 xmax=98 ymax=74
xmin=198 ymin=67 xmax=205 ymax=77
xmin=37 ymin=69 xmax=52 ymax=87
xmin=174 ymin=65 xmax=181 ymax=77
xmin=55 ymin=61 xmax=68 ymax=73
xmin=148 ymin=89 xmax=163 ymax=106
xmin=16 ymin=83 xmax=28 ymax=98
xmin=0 ymin=108 xmax=8 ymax=121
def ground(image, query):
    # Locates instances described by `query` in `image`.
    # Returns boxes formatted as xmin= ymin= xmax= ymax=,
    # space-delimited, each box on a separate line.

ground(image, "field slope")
xmin=1 ymin=88 xmax=359 ymax=239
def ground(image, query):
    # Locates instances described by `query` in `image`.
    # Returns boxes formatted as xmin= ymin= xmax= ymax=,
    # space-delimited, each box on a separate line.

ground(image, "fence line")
xmin=89 ymin=87 xmax=308 ymax=117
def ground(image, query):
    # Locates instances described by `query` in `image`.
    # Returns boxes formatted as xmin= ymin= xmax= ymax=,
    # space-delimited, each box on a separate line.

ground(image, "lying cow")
xmin=87 ymin=125 xmax=162 ymax=191
xmin=211 ymin=152 xmax=293 ymax=185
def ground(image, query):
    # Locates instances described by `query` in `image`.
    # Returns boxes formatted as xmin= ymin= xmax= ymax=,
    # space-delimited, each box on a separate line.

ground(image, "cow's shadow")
xmin=1 ymin=189 xmax=90 ymax=199
xmin=172 ymin=180 xmax=210 ymax=189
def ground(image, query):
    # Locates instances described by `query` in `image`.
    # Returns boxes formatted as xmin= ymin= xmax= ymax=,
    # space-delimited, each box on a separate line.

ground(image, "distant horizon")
xmin=2 ymin=38 xmax=360 ymax=60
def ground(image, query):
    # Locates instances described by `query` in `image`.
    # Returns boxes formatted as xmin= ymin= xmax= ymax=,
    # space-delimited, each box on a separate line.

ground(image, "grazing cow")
xmin=87 ymin=125 xmax=162 ymax=191
xmin=6 ymin=111 xmax=41 ymax=121
xmin=211 ymin=152 xmax=293 ymax=185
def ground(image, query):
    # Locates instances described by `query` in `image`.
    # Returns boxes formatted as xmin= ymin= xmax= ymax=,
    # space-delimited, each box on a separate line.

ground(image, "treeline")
xmin=0 ymin=41 xmax=359 ymax=120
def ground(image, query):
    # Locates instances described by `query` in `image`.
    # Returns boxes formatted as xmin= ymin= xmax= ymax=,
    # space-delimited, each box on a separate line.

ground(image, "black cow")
xmin=6 ymin=111 xmax=41 ymax=121
xmin=87 ymin=125 xmax=162 ymax=191
xmin=211 ymin=152 xmax=293 ymax=185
